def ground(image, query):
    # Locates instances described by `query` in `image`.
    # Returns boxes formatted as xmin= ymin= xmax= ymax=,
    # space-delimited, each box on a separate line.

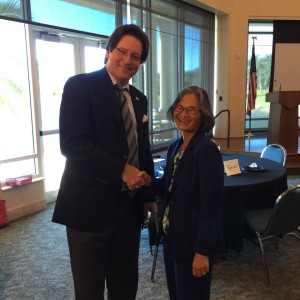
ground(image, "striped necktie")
xmin=115 ymin=84 xmax=139 ymax=168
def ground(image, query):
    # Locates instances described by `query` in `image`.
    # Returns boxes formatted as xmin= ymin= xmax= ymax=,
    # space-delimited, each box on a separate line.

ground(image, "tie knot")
xmin=115 ymin=84 xmax=128 ymax=93
xmin=115 ymin=83 xmax=122 ymax=91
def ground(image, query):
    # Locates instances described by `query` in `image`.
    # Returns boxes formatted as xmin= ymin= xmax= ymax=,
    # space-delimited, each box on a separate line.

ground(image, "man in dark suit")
xmin=52 ymin=24 xmax=157 ymax=300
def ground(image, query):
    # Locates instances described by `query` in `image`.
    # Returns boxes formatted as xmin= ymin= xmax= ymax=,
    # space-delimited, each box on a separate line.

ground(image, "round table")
xmin=222 ymin=152 xmax=288 ymax=252
xmin=223 ymin=152 xmax=287 ymax=189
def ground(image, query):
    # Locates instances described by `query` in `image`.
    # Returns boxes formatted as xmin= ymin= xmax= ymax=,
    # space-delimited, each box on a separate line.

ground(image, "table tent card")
xmin=223 ymin=159 xmax=241 ymax=176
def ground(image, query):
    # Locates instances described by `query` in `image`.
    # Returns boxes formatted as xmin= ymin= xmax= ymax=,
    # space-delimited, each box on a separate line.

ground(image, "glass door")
xmin=33 ymin=31 xmax=106 ymax=201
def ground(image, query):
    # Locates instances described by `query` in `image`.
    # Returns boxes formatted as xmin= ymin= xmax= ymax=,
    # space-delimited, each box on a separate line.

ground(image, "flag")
xmin=246 ymin=41 xmax=257 ymax=116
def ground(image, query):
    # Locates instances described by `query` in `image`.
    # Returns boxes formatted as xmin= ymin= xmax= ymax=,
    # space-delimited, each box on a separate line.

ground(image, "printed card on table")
xmin=223 ymin=159 xmax=241 ymax=176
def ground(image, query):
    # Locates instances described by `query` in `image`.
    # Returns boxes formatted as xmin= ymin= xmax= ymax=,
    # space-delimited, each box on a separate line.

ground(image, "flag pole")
xmin=245 ymin=36 xmax=257 ymax=139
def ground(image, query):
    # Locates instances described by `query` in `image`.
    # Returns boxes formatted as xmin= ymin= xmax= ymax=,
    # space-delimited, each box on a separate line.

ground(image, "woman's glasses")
xmin=174 ymin=104 xmax=200 ymax=115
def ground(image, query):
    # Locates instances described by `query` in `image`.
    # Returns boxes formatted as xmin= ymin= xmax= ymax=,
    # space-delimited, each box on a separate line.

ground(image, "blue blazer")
xmin=52 ymin=67 xmax=154 ymax=231
xmin=154 ymin=131 xmax=224 ymax=258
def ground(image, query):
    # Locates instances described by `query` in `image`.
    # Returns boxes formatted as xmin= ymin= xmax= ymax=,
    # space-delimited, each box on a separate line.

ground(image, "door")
xmin=33 ymin=30 xmax=107 ymax=201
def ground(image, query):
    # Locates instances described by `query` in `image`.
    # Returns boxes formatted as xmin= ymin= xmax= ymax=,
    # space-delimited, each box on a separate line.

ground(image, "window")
xmin=30 ymin=0 xmax=116 ymax=36
xmin=150 ymin=11 xmax=179 ymax=147
xmin=123 ymin=0 xmax=215 ymax=150
xmin=0 ymin=0 xmax=23 ymax=19
xmin=245 ymin=22 xmax=273 ymax=132
xmin=0 ymin=19 xmax=38 ymax=180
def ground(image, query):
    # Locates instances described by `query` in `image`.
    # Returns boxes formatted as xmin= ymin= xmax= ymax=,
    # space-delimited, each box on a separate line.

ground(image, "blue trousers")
xmin=163 ymin=240 xmax=213 ymax=300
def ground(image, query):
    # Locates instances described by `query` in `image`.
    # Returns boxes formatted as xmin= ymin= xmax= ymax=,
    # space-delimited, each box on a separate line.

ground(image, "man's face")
xmin=106 ymin=35 xmax=142 ymax=86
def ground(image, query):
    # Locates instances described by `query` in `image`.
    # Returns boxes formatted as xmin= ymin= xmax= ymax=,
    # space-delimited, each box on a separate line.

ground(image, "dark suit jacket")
xmin=52 ymin=67 xmax=154 ymax=231
xmin=154 ymin=131 xmax=224 ymax=259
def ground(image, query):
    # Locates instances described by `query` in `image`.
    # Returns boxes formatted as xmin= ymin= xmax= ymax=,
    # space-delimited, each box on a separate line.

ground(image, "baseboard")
xmin=7 ymin=198 xmax=47 ymax=222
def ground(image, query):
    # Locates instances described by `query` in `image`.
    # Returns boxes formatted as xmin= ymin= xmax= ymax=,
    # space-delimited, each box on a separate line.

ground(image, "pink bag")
xmin=0 ymin=200 xmax=9 ymax=228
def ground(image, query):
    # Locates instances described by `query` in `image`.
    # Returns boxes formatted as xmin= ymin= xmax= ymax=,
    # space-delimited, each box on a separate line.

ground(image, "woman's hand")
xmin=192 ymin=252 xmax=209 ymax=277
xmin=143 ymin=201 xmax=158 ymax=225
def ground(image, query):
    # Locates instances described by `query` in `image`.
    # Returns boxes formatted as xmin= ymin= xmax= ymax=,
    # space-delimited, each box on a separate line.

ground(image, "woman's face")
xmin=173 ymin=93 xmax=202 ymax=135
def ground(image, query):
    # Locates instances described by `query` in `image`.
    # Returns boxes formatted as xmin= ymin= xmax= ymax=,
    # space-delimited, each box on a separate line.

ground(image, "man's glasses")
xmin=174 ymin=104 xmax=201 ymax=115
xmin=115 ymin=47 xmax=141 ymax=63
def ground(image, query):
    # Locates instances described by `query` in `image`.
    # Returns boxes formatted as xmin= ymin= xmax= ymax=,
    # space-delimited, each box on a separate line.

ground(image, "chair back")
xmin=262 ymin=185 xmax=300 ymax=237
xmin=260 ymin=143 xmax=287 ymax=165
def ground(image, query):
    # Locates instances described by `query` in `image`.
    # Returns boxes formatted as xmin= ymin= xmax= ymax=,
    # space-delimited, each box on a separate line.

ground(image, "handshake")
xmin=121 ymin=163 xmax=152 ymax=190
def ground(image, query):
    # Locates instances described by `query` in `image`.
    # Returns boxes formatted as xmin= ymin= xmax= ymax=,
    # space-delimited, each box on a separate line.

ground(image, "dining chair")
xmin=260 ymin=143 xmax=287 ymax=166
xmin=244 ymin=184 xmax=300 ymax=286
xmin=150 ymin=200 xmax=164 ymax=282
xmin=150 ymin=226 xmax=163 ymax=282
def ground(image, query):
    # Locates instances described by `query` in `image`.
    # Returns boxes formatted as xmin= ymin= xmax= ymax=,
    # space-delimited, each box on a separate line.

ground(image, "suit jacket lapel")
xmin=166 ymin=138 xmax=182 ymax=193
xmin=96 ymin=68 xmax=126 ymax=136
xmin=129 ymin=86 xmax=143 ymax=136
xmin=167 ymin=132 xmax=204 ymax=193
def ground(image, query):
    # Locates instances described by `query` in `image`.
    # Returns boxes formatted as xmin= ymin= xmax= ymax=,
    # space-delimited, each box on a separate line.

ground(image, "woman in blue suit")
xmin=154 ymin=86 xmax=224 ymax=299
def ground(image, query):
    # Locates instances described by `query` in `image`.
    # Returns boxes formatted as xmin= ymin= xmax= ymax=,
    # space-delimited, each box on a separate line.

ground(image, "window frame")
xmin=245 ymin=21 xmax=274 ymax=133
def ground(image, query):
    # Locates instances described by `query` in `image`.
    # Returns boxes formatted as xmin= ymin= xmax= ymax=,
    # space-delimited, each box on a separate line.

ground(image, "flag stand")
xmin=245 ymin=112 xmax=255 ymax=138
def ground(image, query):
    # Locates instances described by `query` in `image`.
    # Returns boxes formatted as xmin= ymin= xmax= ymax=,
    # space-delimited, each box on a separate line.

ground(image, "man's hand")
xmin=143 ymin=201 xmax=158 ymax=225
xmin=121 ymin=163 xmax=151 ymax=190
xmin=137 ymin=171 xmax=151 ymax=187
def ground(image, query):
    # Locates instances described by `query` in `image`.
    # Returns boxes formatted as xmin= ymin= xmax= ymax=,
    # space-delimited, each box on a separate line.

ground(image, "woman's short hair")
xmin=104 ymin=24 xmax=149 ymax=64
xmin=167 ymin=86 xmax=215 ymax=133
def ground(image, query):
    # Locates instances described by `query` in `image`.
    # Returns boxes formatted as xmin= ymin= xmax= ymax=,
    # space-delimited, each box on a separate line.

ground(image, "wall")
xmin=0 ymin=181 xmax=46 ymax=222
xmin=187 ymin=0 xmax=300 ymax=138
